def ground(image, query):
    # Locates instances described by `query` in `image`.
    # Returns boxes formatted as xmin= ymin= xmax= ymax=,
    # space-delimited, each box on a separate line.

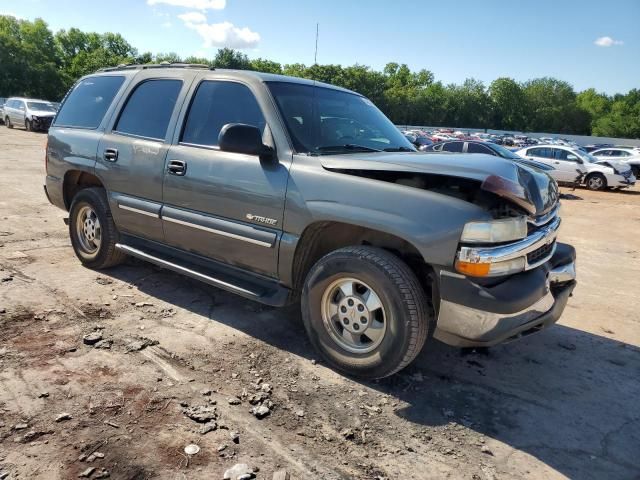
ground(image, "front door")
xmin=97 ymin=77 xmax=188 ymax=242
xmin=550 ymin=148 xmax=584 ymax=183
xmin=161 ymin=79 xmax=289 ymax=278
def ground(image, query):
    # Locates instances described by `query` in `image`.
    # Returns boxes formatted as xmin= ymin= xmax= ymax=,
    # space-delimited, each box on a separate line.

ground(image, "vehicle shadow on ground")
xmin=105 ymin=260 xmax=640 ymax=480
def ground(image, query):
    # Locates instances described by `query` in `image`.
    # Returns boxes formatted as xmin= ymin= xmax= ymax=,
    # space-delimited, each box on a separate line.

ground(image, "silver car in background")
xmin=3 ymin=97 xmax=57 ymax=131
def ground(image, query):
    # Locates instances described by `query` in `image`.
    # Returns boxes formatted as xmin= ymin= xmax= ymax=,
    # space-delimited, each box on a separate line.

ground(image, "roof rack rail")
xmin=98 ymin=62 xmax=214 ymax=72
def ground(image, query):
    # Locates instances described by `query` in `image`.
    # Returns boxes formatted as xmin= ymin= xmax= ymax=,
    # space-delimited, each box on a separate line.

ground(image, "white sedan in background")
xmin=516 ymin=144 xmax=636 ymax=191
xmin=591 ymin=147 xmax=640 ymax=178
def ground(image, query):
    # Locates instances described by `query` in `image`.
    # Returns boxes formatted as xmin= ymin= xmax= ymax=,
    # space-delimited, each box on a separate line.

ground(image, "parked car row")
xmin=515 ymin=145 xmax=636 ymax=190
xmin=400 ymin=127 xmax=638 ymax=191
xmin=1 ymin=97 xmax=59 ymax=131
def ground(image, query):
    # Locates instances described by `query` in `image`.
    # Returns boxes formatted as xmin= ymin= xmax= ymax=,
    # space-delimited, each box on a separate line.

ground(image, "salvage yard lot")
xmin=0 ymin=126 xmax=639 ymax=480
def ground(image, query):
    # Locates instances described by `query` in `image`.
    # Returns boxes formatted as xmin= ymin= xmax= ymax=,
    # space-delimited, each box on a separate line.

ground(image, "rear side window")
xmin=528 ymin=147 xmax=551 ymax=158
xmin=442 ymin=142 xmax=463 ymax=153
xmin=181 ymin=81 xmax=265 ymax=147
xmin=553 ymin=149 xmax=570 ymax=160
xmin=115 ymin=79 xmax=183 ymax=140
xmin=467 ymin=143 xmax=491 ymax=154
xmin=54 ymin=76 xmax=124 ymax=128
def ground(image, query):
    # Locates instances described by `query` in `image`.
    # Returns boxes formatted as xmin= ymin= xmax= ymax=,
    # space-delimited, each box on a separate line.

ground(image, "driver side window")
xmin=181 ymin=81 xmax=265 ymax=148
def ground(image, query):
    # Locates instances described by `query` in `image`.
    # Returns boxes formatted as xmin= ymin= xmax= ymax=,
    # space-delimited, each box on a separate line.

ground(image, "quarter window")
xmin=181 ymin=81 xmax=265 ymax=147
xmin=115 ymin=79 xmax=182 ymax=140
xmin=467 ymin=143 xmax=491 ymax=154
xmin=54 ymin=76 xmax=125 ymax=129
xmin=442 ymin=142 xmax=463 ymax=153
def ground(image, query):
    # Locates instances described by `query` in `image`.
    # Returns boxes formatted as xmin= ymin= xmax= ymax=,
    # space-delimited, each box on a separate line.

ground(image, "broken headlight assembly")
xmin=455 ymin=217 xmax=529 ymax=277
xmin=460 ymin=217 xmax=527 ymax=244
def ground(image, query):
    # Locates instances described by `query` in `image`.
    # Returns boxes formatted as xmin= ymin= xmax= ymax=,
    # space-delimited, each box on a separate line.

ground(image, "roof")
xmin=92 ymin=64 xmax=355 ymax=94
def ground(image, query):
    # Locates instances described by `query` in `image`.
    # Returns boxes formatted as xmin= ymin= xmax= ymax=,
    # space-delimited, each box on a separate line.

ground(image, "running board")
xmin=115 ymin=243 xmax=292 ymax=307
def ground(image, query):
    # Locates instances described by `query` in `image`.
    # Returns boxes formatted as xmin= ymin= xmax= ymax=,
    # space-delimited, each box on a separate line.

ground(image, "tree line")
xmin=1 ymin=15 xmax=639 ymax=139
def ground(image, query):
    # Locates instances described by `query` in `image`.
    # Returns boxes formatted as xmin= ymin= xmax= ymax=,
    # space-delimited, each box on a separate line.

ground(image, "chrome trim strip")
xmin=458 ymin=216 xmax=561 ymax=268
xmin=162 ymin=215 xmax=273 ymax=248
xmin=528 ymin=205 xmax=559 ymax=227
xmin=115 ymin=244 xmax=257 ymax=296
xmin=118 ymin=204 xmax=159 ymax=218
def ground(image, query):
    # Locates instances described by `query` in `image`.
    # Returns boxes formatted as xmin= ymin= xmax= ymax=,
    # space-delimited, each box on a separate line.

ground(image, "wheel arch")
xmin=585 ymin=171 xmax=607 ymax=190
xmin=63 ymin=170 xmax=105 ymax=210
xmin=287 ymin=221 xmax=436 ymax=298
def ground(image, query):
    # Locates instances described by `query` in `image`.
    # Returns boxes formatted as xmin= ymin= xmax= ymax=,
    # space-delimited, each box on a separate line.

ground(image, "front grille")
xmin=527 ymin=240 xmax=555 ymax=266
xmin=527 ymin=205 xmax=559 ymax=235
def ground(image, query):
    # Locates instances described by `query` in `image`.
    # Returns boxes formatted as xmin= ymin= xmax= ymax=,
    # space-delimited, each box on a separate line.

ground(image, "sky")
xmin=2 ymin=0 xmax=639 ymax=95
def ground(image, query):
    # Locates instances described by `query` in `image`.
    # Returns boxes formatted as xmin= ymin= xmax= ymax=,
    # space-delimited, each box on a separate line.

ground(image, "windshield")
xmin=27 ymin=102 xmax=56 ymax=112
xmin=266 ymin=82 xmax=415 ymax=154
xmin=490 ymin=143 xmax=521 ymax=159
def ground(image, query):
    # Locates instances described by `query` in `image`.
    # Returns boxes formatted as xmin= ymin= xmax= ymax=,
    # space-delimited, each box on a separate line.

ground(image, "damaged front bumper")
xmin=434 ymin=243 xmax=576 ymax=347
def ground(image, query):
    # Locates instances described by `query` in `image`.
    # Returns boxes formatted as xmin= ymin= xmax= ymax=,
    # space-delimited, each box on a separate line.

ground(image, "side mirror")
xmin=218 ymin=123 xmax=273 ymax=159
xmin=567 ymin=154 xmax=581 ymax=163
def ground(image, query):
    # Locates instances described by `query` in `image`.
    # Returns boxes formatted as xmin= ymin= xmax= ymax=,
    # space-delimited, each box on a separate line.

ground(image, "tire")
xmin=301 ymin=246 xmax=432 ymax=379
xmin=25 ymin=119 xmax=32 ymax=132
xmin=69 ymin=187 xmax=126 ymax=269
xmin=6 ymin=117 xmax=13 ymax=129
xmin=585 ymin=173 xmax=607 ymax=191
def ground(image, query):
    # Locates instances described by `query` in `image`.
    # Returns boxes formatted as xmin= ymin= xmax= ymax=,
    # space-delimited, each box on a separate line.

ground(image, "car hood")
xmin=592 ymin=160 xmax=631 ymax=172
xmin=29 ymin=110 xmax=56 ymax=117
xmin=320 ymin=152 xmax=559 ymax=216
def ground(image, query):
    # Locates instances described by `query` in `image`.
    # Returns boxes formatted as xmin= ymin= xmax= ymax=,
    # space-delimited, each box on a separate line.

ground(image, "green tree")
xmin=212 ymin=48 xmax=250 ymax=69
xmin=522 ymin=77 xmax=590 ymax=134
xmin=489 ymin=77 xmax=526 ymax=130
xmin=0 ymin=16 xmax=63 ymax=99
xmin=249 ymin=58 xmax=283 ymax=74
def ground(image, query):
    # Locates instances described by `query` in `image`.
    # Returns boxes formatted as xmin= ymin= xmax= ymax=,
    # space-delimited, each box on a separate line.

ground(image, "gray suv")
xmin=4 ymin=97 xmax=57 ymax=131
xmin=44 ymin=65 xmax=576 ymax=378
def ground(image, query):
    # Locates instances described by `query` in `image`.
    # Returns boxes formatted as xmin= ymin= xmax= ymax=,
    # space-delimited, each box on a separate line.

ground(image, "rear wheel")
xmin=585 ymin=173 xmax=607 ymax=191
xmin=69 ymin=187 xmax=126 ymax=269
xmin=301 ymin=246 xmax=432 ymax=379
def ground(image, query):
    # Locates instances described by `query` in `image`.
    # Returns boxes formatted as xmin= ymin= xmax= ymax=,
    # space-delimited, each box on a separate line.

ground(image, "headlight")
xmin=460 ymin=217 xmax=527 ymax=243
xmin=32 ymin=116 xmax=39 ymax=121
xmin=455 ymin=257 xmax=526 ymax=277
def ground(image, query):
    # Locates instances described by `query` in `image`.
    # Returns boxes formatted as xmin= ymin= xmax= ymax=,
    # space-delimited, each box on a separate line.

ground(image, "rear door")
xmin=161 ymin=77 xmax=289 ymax=277
xmin=97 ymin=73 xmax=192 ymax=242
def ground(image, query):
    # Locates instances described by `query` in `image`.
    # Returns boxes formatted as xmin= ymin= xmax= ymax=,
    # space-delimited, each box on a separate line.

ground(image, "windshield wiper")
xmin=383 ymin=146 xmax=414 ymax=152
xmin=316 ymin=144 xmax=382 ymax=154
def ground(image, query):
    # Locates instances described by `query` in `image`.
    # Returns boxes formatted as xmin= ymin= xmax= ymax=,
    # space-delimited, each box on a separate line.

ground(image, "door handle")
xmin=553 ymin=161 xmax=560 ymax=164
xmin=168 ymin=160 xmax=187 ymax=176
xmin=104 ymin=148 xmax=118 ymax=162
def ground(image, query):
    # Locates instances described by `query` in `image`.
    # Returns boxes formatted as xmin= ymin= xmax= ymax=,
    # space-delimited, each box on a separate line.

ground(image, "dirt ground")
xmin=0 ymin=126 xmax=639 ymax=480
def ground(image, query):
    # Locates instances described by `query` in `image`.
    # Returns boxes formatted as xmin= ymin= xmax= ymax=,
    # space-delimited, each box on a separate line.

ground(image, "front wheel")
xmin=25 ymin=119 xmax=32 ymax=131
xmin=585 ymin=173 xmax=607 ymax=191
xmin=69 ymin=187 xmax=126 ymax=269
xmin=6 ymin=117 xmax=13 ymax=129
xmin=301 ymin=246 xmax=432 ymax=379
